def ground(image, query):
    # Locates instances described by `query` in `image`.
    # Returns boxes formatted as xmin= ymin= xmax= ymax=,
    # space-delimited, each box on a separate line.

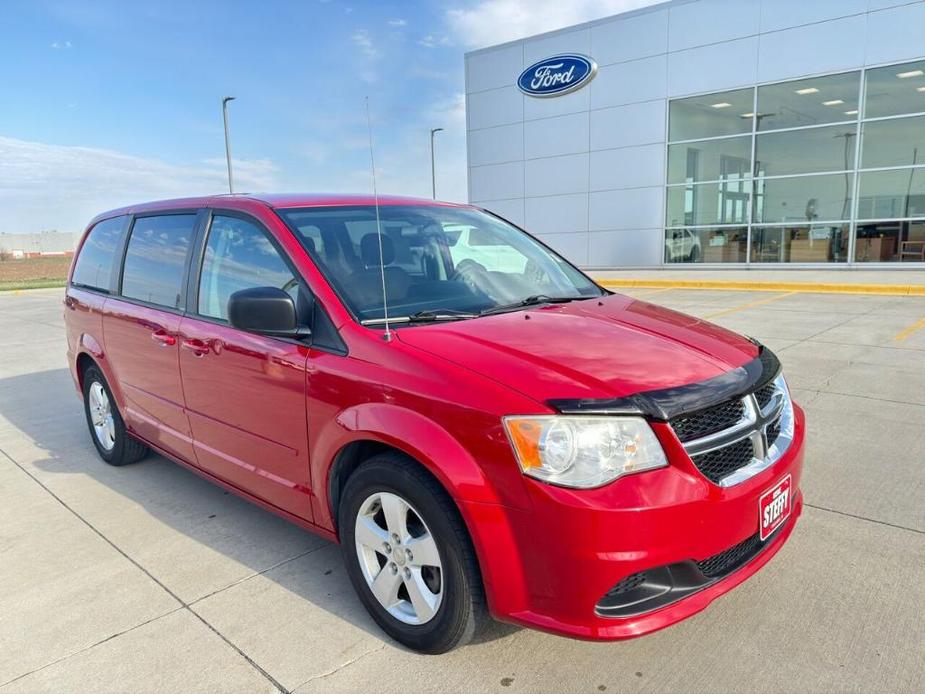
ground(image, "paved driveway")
xmin=1 ymin=287 xmax=923 ymax=693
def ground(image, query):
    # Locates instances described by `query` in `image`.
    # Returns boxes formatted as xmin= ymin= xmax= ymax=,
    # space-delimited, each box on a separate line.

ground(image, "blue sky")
xmin=0 ymin=0 xmax=656 ymax=234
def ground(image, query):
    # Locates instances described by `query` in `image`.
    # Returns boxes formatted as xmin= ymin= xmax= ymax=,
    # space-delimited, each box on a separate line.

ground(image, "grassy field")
xmin=0 ymin=256 xmax=72 ymax=290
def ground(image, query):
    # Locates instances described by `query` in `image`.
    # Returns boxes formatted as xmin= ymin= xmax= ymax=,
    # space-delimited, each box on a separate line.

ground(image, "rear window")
xmin=121 ymin=214 xmax=197 ymax=309
xmin=71 ymin=216 xmax=126 ymax=291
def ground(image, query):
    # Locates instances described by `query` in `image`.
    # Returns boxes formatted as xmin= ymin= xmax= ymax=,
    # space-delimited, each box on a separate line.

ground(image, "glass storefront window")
xmin=856 ymin=168 xmax=925 ymax=220
xmin=666 ymin=180 xmax=750 ymax=227
xmin=864 ymin=60 xmax=925 ymax=119
xmin=751 ymin=224 xmax=848 ymax=263
xmin=757 ymin=72 xmax=860 ymax=131
xmin=860 ymin=115 xmax=925 ymax=169
xmin=755 ymin=124 xmax=857 ymax=177
xmin=664 ymin=227 xmax=746 ymax=263
xmin=665 ymin=62 xmax=925 ymax=264
xmin=667 ymin=136 xmax=751 ymax=185
xmin=855 ymin=220 xmax=925 ymax=262
xmin=754 ymin=173 xmax=854 ymax=224
xmin=668 ymin=87 xmax=753 ymax=141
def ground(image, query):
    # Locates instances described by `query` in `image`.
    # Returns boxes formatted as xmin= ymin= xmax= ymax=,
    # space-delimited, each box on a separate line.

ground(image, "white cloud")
xmin=0 ymin=135 xmax=278 ymax=233
xmin=429 ymin=92 xmax=467 ymax=130
xmin=50 ymin=40 xmax=72 ymax=49
xmin=350 ymin=29 xmax=379 ymax=60
xmin=367 ymin=92 xmax=468 ymax=203
xmin=387 ymin=18 xmax=407 ymax=27
xmin=447 ymin=0 xmax=666 ymax=48
xmin=418 ymin=34 xmax=451 ymax=49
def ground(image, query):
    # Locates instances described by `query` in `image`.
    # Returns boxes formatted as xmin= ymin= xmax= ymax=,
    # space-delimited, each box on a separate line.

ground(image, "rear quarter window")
xmin=71 ymin=216 xmax=127 ymax=291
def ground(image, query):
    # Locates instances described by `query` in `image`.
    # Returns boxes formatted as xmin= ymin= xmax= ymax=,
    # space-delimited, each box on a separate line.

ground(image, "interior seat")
xmin=349 ymin=233 xmax=412 ymax=309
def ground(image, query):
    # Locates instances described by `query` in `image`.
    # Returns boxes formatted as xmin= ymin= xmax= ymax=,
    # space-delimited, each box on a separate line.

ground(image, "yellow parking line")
xmin=702 ymin=291 xmax=799 ymax=319
xmin=894 ymin=317 xmax=925 ymax=341
xmin=595 ymin=279 xmax=925 ymax=296
xmin=623 ymin=287 xmax=674 ymax=297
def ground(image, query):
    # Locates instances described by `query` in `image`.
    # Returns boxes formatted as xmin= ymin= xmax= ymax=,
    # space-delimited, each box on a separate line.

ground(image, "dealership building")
xmin=463 ymin=0 xmax=925 ymax=269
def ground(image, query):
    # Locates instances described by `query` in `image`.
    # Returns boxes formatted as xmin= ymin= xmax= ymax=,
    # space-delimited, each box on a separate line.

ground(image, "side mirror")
xmin=228 ymin=287 xmax=311 ymax=338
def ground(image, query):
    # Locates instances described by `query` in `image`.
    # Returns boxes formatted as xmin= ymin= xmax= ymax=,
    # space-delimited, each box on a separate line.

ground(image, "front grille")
xmin=670 ymin=399 xmax=746 ymax=443
xmin=753 ymin=381 xmax=777 ymax=410
xmin=697 ymin=532 xmax=765 ymax=578
xmin=765 ymin=418 xmax=781 ymax=446
xmin=670 ymin=370 xmax=791 ymax=486
xmin=690 ymin=438 xmax=755 ymax=484
xmin=603 ymin=571 xmax=647 ymax=597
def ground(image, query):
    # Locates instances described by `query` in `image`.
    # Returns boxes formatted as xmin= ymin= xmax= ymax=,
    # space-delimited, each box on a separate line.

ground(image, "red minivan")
xmin=65 ymin=194 xmax=804 ymax=653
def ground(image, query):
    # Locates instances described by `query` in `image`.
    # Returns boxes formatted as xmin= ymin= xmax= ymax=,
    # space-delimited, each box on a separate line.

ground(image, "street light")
xmin=222 ymin=96 xmax=236 ymax=194
xmin=429 ymin=127 xmax=444 ymax=199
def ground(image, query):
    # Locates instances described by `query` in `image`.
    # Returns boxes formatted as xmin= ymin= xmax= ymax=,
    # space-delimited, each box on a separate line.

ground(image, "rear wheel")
xmin=82 ymin=364 xmax=149 ymax=466
xmin=338 ymin=453 xmax=486 ymax=653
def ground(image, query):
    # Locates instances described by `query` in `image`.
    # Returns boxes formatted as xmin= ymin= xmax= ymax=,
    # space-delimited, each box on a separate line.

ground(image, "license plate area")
xmin=759 ymin=474 xmax=792 ymax=541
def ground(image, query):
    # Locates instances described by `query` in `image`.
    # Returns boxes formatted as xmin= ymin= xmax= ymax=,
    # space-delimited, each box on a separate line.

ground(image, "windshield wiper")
xmin=406 ymin=309 xmax=478 ymax=322
xmin=479 ymin=295 xmax=581 ymax=317
xmin=360 ymin=309 xmax=477 ymax=326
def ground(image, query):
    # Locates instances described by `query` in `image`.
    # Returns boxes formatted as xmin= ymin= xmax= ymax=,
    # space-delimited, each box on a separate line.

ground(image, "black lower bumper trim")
xmin=595 ymin=528 xmax=779 ymax=618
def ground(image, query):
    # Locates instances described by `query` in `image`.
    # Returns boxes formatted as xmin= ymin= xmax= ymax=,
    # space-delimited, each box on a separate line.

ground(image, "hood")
xmin=396 ymin=294 xmax=758 ymax=407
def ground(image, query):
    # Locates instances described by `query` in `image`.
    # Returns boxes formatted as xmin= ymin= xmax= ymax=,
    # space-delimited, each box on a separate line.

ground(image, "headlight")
xmin=503 ymin=416 xmax=668 ymax=488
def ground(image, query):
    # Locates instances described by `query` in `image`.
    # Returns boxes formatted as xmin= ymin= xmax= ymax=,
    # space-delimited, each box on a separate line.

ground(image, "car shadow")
xmin=0 ymin=367 xmax=518 ymax=653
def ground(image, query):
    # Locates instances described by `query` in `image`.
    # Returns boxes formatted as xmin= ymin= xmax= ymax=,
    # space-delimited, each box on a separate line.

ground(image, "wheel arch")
xmin=314 ymin=403 xmax=507 ymax=535
xmin=73 ymin=336 xmax=127 ymax=410
xmin=327 ymin=438 xmax=396 ymax=534
xmin=312 ymin=403 xmax=532 ymax=619
xmin=75 ymin=351 xmax=96 ymax=388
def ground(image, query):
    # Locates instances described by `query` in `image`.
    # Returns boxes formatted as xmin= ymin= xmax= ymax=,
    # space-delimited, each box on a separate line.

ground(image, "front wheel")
xmin=82 ymin=364 xmax=149 ymax=466
xmin=338 ymin=453 xmax=486 ymax=653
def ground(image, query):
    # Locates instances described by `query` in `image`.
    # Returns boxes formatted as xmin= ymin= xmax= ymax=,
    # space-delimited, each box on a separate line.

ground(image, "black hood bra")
xmin=548 ymin=343 xmax=781 ymax=421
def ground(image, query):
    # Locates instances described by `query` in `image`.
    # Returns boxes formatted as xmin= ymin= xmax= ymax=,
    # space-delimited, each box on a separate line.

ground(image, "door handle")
xmin=181 ymin=337 xmax=210 ymax=356
xmin=151 ymin=330 xmax=176 ymax=347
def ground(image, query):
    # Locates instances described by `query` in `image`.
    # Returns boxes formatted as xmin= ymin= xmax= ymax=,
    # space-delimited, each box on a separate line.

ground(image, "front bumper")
xmin=463 ymin=404 xmax=806 ymax=641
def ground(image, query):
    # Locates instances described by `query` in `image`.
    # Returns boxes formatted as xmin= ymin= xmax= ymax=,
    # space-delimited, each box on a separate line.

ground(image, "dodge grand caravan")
xmin=65 ymin=194 xmax=804 ymax=653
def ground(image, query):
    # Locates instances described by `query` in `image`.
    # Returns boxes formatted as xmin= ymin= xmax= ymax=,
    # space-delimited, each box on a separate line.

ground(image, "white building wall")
xmin=465 ymin=0 xmax=925 ymax=268
xmin=0 ymin=231 xmax=76 ymax=255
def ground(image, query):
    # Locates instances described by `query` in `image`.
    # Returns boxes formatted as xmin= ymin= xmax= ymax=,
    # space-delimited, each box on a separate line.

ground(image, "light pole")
xmin=222 ymin=96 xmax=236 ymax=194
xmin=429 ymin=127 xmax=444 ymax=199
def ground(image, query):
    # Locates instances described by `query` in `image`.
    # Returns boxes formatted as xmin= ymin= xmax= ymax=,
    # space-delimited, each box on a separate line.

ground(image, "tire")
xmin=338 ymin=452 xmax=486 ymax=653
xmin=82 ymin=364 xmax=149 ymax=466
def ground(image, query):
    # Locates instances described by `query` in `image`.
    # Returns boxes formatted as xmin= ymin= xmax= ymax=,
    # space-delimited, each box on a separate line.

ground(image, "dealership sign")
xmin=517 ymin=54 xmax=598 ymax=97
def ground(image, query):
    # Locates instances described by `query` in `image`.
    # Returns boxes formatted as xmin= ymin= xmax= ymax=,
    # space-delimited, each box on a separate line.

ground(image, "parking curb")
xmin=594 ymin=279 xmax=925 ymax=296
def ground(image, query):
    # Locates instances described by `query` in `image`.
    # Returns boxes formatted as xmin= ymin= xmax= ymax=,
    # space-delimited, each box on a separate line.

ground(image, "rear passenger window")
xmin=121 ymin=215 xmax=196 ymax=309
xmin=198 ymin=215 xmax=298 ymax=320
xmin=71 ymin=216 xmax=126 ymax=291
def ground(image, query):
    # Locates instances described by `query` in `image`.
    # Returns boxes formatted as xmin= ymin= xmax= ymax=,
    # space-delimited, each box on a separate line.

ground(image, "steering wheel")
xmin=451 ymin=258 xmax=489 ymax=291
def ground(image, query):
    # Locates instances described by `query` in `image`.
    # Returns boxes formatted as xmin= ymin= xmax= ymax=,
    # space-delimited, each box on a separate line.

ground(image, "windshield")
xmin=278 ymin=205 xmax=603 ymax=323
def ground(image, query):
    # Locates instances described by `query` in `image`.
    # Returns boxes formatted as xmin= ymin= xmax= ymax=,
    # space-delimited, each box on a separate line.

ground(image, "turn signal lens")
xmin=503 ymin=416 xmax=668 ymax=488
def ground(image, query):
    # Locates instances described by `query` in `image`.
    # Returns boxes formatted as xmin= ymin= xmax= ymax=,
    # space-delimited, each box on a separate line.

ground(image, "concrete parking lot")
xmin=1 ymin=286 xmax=923 ymax=693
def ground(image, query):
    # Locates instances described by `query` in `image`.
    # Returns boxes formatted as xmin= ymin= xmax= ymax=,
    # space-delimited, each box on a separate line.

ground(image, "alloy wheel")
xmin=354 ymin=491 xmax=443 ymax=625
xmin=88 ymin=381 xmax=116 ymax=451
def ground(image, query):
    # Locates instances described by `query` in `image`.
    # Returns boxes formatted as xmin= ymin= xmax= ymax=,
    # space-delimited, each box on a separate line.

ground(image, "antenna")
xmin=365 ymin=97 xmax=392 ymax=342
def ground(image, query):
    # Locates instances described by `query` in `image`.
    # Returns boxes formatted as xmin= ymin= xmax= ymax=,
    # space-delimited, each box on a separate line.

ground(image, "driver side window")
xmin=198 ymin=215 xmax=299 ymax=321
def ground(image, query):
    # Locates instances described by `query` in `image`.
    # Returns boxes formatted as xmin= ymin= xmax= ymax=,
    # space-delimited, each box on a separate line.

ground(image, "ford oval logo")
xmin=517 ymin=54 xmax=597 ymax=97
